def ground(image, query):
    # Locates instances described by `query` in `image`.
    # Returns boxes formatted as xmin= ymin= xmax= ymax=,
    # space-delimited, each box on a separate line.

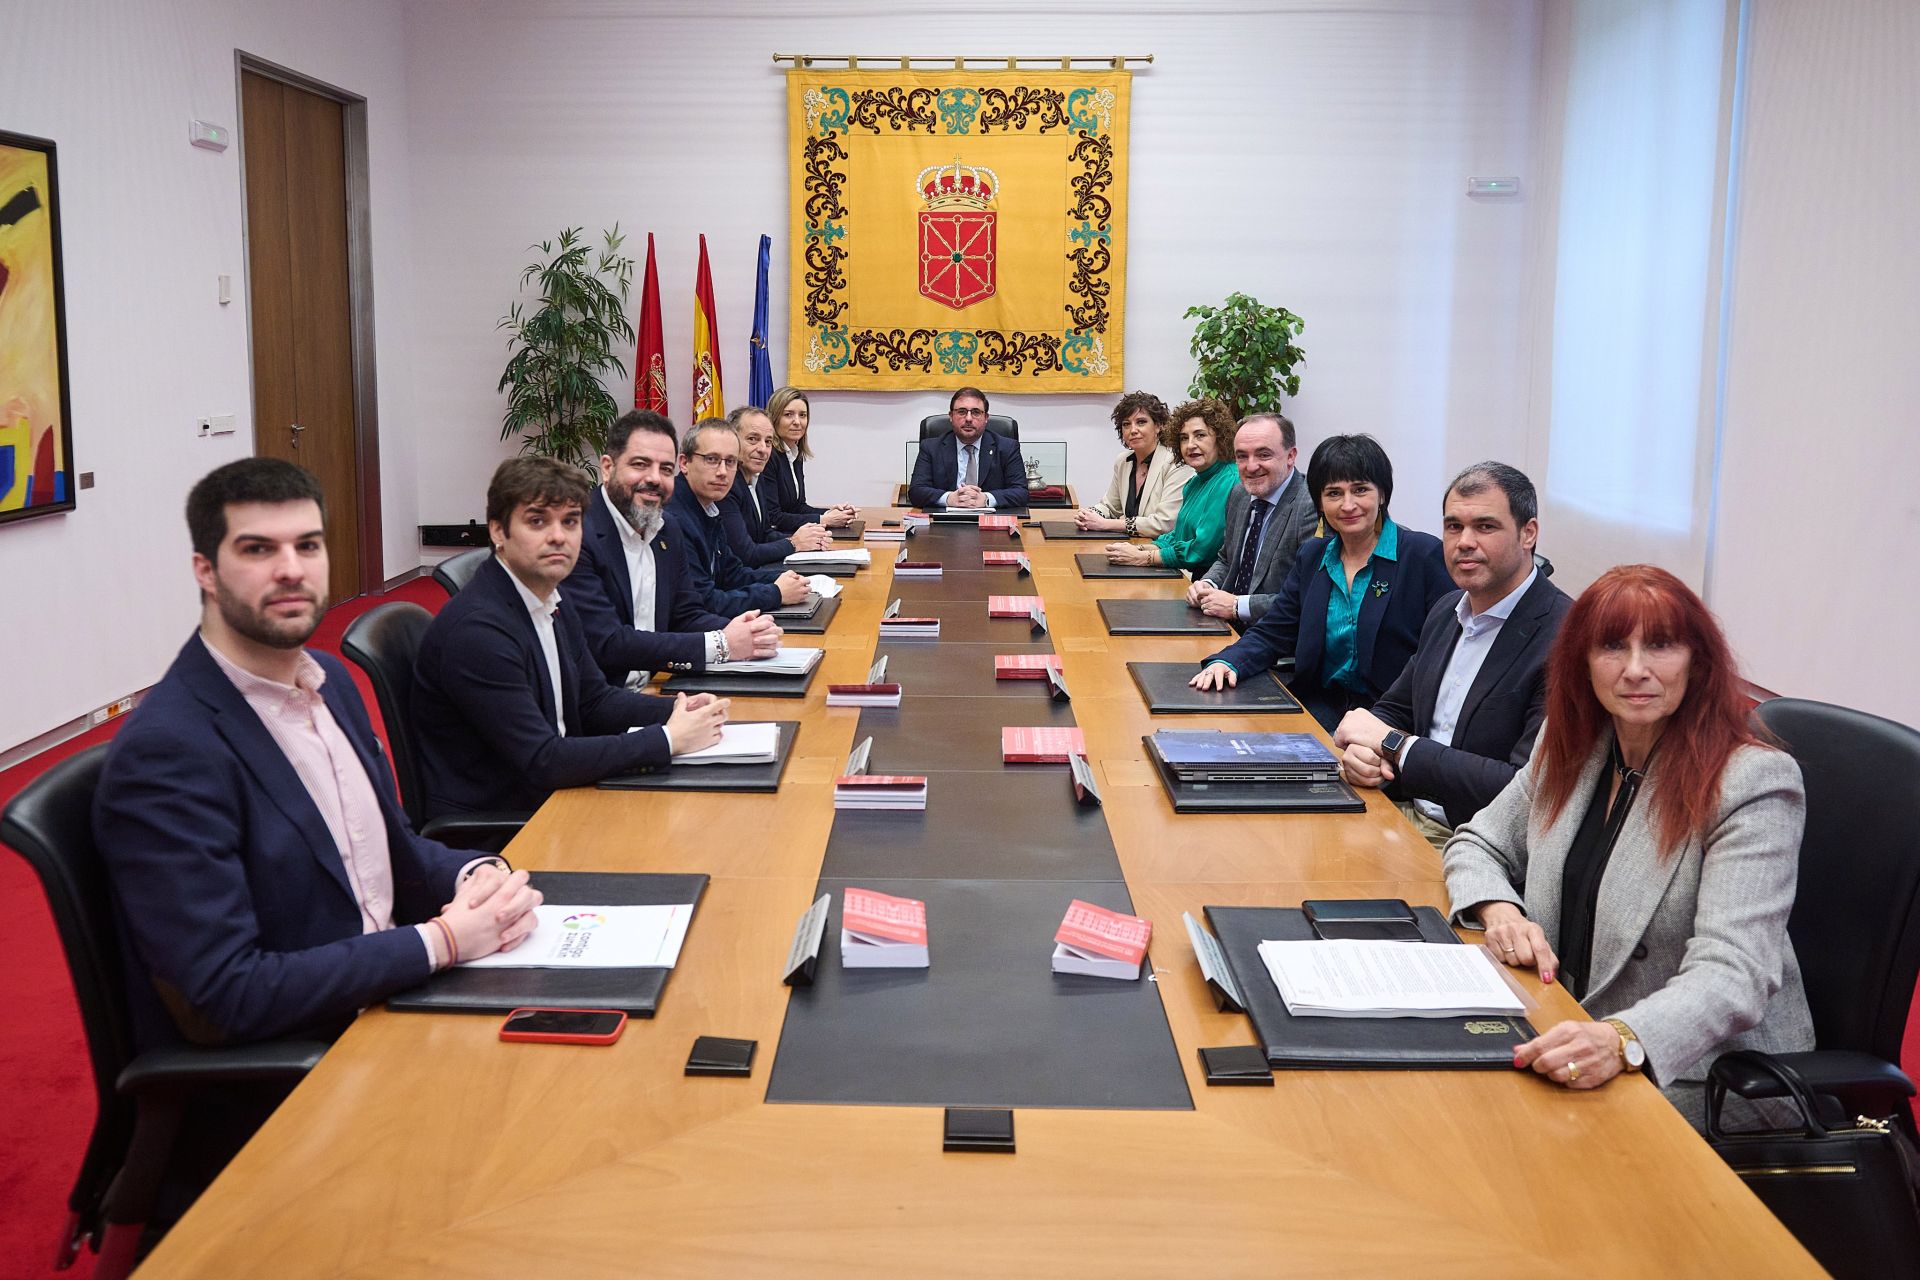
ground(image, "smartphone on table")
xmin=499 ymin=1007 xmax=627 ymax=1045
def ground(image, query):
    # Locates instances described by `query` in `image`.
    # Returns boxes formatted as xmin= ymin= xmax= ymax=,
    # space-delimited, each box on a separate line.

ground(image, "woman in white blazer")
xmin=1443 ymin=564 xmax=1812 ymax=1129
xmin=1074 ymin=391 xmax=1191 ymax=538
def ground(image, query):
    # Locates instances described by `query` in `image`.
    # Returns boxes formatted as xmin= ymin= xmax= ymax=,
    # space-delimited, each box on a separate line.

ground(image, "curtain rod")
xmin=772 ymin=54 xmax=1152 ymax=70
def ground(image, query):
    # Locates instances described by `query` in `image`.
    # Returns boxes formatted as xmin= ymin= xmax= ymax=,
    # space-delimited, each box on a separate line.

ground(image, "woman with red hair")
xmin=1442 ymin=565 xmax=1811 ymax=1128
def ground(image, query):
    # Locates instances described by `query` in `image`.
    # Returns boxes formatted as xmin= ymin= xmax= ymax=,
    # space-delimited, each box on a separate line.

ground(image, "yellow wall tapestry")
xmin=787 ymin=70 xmax=1128 ymax=393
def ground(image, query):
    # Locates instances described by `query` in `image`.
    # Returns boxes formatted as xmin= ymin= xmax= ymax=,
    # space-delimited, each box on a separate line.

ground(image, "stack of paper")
xmin=994 ymin=654 xmax=1063 ymax=681
xmin=834 ymin=775 xmax=929 ymax=811
xmin=805 ymin=574 xmax=843 ymax=598
xmin=672 ymin=721 xmax=780 ymax=766
xmin=901 ymin=512 xmax=931 ymax=530
xmin=841 ymin=887 xmax=929 ymax=968
xmin=988 ymin=594 xmax=1043 ymax=618
xmin=894 ymin=561 xmax=943 ymax=578
xmin=1002 ymin=726 xmax=1086 ymax=763
xmin=879 ymin=616 xmax=940 ymax=638
xmin=865 ymin=527 xmax=908 ymax=542
xmin=1051 ymin=899 xmax=1152 ymax=980
xmin=786 ymin=548 xmax=873 ymax=569
xmin=1256 ymin=939 xmax=1527 ymax=1018
xmin=826 ymin=682 xmax=902 ymax=708
xmin=707 ymin=647 xmax=823 ymax=676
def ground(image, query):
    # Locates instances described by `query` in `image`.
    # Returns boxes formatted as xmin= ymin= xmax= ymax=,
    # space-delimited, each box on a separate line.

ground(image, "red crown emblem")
xmin=918 ymin=158 xmax=998 ymax=211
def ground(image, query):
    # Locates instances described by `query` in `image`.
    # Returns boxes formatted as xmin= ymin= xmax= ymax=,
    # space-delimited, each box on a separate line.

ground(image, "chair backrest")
xmin=1759 ymin=697 xmax=1920 ymax=1064
xmin=431 ymin=547 xmax=490 ymax=596
xmin=1 ymin=744 xmax=137 ymax=1212
xmin=339 ymin=602 xmax=436 ymax=829
xmin=918 ymin=414 xmax=1019 ymax=442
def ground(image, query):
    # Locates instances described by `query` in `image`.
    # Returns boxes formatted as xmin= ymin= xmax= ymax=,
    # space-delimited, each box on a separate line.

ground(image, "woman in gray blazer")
xmin=1443 ymin=564 xmax=1812 ymax=1128
xmin=1074 ymin=390 xmax=1191 ymax=538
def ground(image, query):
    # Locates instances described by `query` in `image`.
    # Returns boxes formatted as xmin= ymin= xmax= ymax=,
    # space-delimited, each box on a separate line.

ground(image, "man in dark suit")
xmin=1333 ymin=462 xmax=1572 ymax=843
xmin=568 ymin=410 xmax=780 ymax=686
xmin=907 ymin=386 xmax=1028 ymax=509
xmin=94 ymin=458 xmax=544 ymax=1052
xmin=668 ymin=418 xmax=813 ymax=616
xmin=1189 ymin=414 xmax=1321 ymax=625
xmin=723 ymin=405 xmax=833 ymax=567
xmin=414 ymin=457 xmax=729 ymax=821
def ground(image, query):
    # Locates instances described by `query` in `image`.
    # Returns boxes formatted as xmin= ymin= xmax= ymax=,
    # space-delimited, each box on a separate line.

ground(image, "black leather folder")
xmin=1075 ymin=552 xmax=1184 ymax=580
xmin=1127 ymin=662 xmax=1302 ymax=715
xmin=795 ymin=560 xmax=860 ymax=577
xmin=1203 ymin=905 xmax=1535 ymax=1068
xmin=830 ymin=520 xmax=867 ymax=541
xmin=387 ymin=870 xmax=709 ymax=1017
xmin=774 ymin=596 xmax=840 ymax=635
xmin=598 ymin=721 xmax=799 ymax=793
xmin=929 ymin=507 xmax=1028 ymax=522
xmin=661 ymin=663 xmax=820 ymax=699
xmin=1146 ymin=742 xmax=1365 ymax=813
xmin=1035 ymin=522 xmax=1112 ymax=540
xmin=1098 ymin=599 xmax=1231 ymax=635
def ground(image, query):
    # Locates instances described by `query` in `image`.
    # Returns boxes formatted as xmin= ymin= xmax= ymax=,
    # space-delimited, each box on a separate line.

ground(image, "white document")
xmin=841 ymin=930 xmax=929 ymax=968
xmin=708 ymin=646 xmax=823 ymax=676
xmin=461 ymin=903 xmax=694 ymax=969
xmin=672 ymin=721 xmax=780 ymax=765
xmin=806 ymin=574 xmax=843 ymax=598
xmin=787 ymin=548 xmax=872 ymax=567
xmin=1051 ymin=942 xmax=1141 ymax=981
xmin=1256 ymin=939 xmax=1525 ymax=1018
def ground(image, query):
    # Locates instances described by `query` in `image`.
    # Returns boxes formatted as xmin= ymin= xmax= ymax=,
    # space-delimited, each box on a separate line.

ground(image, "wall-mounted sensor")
xmin=1467 ymin=176 xmax=1520 ymax=197
xmin=190 ymin=120 xmax=230 ymax=152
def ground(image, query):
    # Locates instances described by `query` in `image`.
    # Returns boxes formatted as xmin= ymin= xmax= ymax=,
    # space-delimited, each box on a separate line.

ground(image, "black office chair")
xmin=1 ymin=747 xmax=326 ymax=1279
xmin=431 ymin=547 xmax=489 ymax=595
xmin=338 ymin=602 xmax=529 ymax=848
xmin=918 ymin=413 xmax=1019 ymax=441
xmin=1711 ymin=698 xmax=1920 ymax=1125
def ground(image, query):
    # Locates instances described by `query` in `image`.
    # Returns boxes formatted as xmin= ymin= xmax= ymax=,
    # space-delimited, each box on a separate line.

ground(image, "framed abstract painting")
xmin=0 ymin=129 xmax=76 ymax=526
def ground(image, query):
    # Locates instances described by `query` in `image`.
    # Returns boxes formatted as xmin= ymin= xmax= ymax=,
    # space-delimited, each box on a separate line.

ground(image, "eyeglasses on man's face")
xmin=688 ymin=452 xmax=738 ymax=470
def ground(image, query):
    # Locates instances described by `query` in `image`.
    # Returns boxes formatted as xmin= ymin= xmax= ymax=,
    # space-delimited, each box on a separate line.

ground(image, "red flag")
xmin=691 ymin=234 xmax=725 ymax=420
xmin=634 ymin=232 xmax=668 ymax=414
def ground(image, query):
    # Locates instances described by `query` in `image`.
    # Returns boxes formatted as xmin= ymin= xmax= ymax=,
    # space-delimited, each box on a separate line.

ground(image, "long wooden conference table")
xmin=138 ymin=507 xmax=1817 ymax=1277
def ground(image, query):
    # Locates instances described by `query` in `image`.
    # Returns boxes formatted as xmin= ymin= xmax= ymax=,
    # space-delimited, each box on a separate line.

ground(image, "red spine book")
xmin=1055 ymin=900 xmax=1152 ymax=966
xmin=993 ymin=654 xmax=1063 ymax=680
xmin=1001 ymin=726 xmax=1086 ymax=764
xmin=989 ymin=595 xmax=1042 ymax=618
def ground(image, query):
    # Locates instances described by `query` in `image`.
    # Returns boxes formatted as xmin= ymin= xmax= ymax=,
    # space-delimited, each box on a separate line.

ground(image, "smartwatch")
xmin=1378 ymin=729 xmax=1408 ymax=765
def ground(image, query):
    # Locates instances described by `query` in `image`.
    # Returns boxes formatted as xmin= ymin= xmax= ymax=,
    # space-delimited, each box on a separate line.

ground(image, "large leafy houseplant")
xmin=1185 ymin=292 xmax=1306 ymax=419
xmin=498 ymin=225 xmax=635 ymax=470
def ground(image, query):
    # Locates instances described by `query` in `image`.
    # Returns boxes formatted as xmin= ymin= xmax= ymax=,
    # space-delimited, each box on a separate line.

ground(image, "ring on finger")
xmin=1565 ymin=1060 xmax=1580 ymax=1083
xmin=1501 ymin=944 xmax=1517 ymax=954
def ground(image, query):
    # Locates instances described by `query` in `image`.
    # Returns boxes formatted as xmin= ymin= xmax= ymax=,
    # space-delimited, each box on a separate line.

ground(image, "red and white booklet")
xmin=1001 ymin=726 xmax=1086 ymax=763
xmin=826 ymin=682 xmax=902 ymax=708
xmin=842 ymin=887 xmax=929 ymax=967
xmin=1052 ymin=899 xmax=1152 ymax=979
xmin=989 ymin=594 xmax=1043 ymax=618
xmin=833 ymin=774 xmax=928 ymax=811
xmin=994 ymin=654 xmax=1063 ymax=680
xmin=979 ymin=514 xmax=1019 ymax=533
xmin=981 ymin=550 xmax=1025 ymax=566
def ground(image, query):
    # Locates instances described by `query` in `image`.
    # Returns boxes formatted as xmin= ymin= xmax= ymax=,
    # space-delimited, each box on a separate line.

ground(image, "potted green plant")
xmin=1184 ymin=292 xmax=1306 ymax=419
xmin=497 ymin=225 xmax=635 ymax=470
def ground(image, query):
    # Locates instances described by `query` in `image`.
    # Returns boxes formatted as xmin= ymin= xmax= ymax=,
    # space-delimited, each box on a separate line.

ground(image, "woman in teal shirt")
xmin=1103 ymin=398 xmax=1238 ymax=575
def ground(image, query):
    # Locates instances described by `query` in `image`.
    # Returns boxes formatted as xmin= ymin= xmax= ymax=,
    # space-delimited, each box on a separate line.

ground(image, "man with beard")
xmin=94 ymin=458 xmax=546 ymax=1052
xmin=568 ymin=410 xmax=781 ymax=686
xmin=1331 ymin=462 xmax=1571 ymax=846
xmin=667 ymin=419 xmax=813 ymax=615
xmin=721 ymin=405 xmax=833 ymax=567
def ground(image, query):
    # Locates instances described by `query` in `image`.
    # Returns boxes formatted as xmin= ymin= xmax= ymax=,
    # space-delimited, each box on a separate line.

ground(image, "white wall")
xmin=0 ymin=0 xmax=423 ymax=753
xmin=402 ymin=0 xmax=1544 ymax=529
xmin=1709 ymin=0 xmax=1920 ymax=724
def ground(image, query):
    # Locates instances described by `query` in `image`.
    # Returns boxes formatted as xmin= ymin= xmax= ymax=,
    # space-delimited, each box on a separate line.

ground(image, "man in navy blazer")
xmin=667 ymin=418 xmax=812 ymax=616
xmin=724 ymin=406 xmax=834 ymax=567
xmin=94 ymin=459 xmax=542 ymax=1051
xmin=1333 ymin=463 xmax=1572 ymax=839
xmin=567 ymin=410 xmax=780 ymax=686
xmin=413 ymin=457 xmax=729 ymax=821
xmin=907 ymin=386 xmax=1029 ymax=509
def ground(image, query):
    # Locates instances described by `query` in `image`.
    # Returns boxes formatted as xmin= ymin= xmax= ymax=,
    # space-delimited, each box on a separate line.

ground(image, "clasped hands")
xmin=1331 ymin=708 xmax=1398 ymax=789
xmin=722 ymin=610 xmax=782 ymax=660
xmin=1185 ymin=579 xmax=1240 ymax=620
xmin=946 ymin=484 xmax=991 ymax=509
xmin=791 ymin=522 xmax=834 ymax=552
xmin=1073 ymin=507 xmax=1122 ymax=532
xmin=437 ymin=863 xmax=543 ymax=963
xmin=1478 ymin=902 xmax=1625 ymax=1090
xmin=821 ymin=505 xmax=858 ymax=528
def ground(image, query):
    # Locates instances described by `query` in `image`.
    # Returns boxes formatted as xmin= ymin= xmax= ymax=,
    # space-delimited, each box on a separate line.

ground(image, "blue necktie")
xmin=1226 ymin=498 xmax=1272 ymax=596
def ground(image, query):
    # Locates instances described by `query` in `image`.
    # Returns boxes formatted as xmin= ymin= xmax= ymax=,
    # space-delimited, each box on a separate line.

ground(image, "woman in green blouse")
xmin=1103 ymin=397 xmax=1238 ymax=574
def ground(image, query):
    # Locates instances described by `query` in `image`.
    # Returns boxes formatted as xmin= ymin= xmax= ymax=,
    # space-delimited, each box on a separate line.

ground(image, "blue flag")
xmin=747 ymin=234 xmax=774 ymax=410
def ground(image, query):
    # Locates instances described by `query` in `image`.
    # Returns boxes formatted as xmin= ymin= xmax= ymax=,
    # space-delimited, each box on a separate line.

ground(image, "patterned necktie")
xmin=1226 ymin=498 xmax=1272 ymax=596
xmin=962 ymin=443 xmax=978 ymax=488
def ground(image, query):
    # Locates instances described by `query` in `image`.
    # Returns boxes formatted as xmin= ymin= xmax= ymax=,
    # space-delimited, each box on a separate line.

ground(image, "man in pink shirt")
xmin=94 ymin=458 xmax=542 ymax=1052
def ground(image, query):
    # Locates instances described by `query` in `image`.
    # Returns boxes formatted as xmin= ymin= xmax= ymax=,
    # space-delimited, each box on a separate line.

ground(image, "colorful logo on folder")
xmin=562 ymin=912 xmax=608 ymax=931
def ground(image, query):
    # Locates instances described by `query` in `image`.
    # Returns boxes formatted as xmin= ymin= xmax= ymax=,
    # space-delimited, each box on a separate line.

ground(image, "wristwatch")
xmin=1378 ymin=729 xmax=1408 ymax=765
xmin=1605 ymin=1018 xmax=1647 ymax=1072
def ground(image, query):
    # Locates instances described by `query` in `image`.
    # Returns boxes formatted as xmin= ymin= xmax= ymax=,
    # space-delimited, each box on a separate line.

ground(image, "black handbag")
xmin=1707 ymin=1050 xmax=1920 ymax=1279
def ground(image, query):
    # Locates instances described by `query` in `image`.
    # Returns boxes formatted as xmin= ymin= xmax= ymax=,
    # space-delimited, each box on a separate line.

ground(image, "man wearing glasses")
xmin=668 ymin=418 xmax=813 ymax=614
xmin=907 ymin=386 xmax=1029 ymax=510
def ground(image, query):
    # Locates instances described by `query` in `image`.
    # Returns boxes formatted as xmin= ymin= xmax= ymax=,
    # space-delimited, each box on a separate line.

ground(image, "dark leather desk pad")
xmin=1075 ymin=552 xmax=1184 ymax=580
xmin=1098 ymin=599 xmax=1231 ymax=635
xmin=1035 ymin=522 xmax=1114 ymax=540
xmin=766 ymin=877 xmax=1191 ymax=1110
xmin=880 ymin=601 xmax=1051 ymax=644
xmin=1204 ymin=905 xmax=1534 ymax=1068
xmin=824 ymin=771 xmax=1124 ymax=882
xmin=388 ymin=871 xmax=707 ymax=1017
xmin=660 ymin=663 xmax=820 ymax=699
xmin=798 ymin=560 xmax=860 ymax=578
xmin=871 ymin=642 xmax=1059 ymax=698
xmin=772 ymin=595 xmax=840 ymax=635
xmin=830 ymin=520 xmax=867 ymax=541
xmin=1127 ymin=662 xmax=1302 ymax=714
xmin=888 ymin=569 xmax=1026 ymax=603
xmin=598 ymin=721 xmax=798 ymax=793
xmin=856 ymin=700 xmax=1077 ymax=773
xmin=1147 ymin=747 xmax=1366 ymax=814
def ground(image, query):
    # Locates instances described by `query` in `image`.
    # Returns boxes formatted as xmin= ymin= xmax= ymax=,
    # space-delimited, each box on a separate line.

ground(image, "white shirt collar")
xmin=497 ymin=554 xmax=560 ymax=621
xmin=1456 ymin=566 xmax=1536 ymax=637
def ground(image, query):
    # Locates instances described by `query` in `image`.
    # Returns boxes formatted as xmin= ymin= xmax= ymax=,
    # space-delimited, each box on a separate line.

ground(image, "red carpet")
xmin=3 ymin=575 xmax=1917 ymax=1273
xmin=0 ymin=578 xmax=443 ymax=1278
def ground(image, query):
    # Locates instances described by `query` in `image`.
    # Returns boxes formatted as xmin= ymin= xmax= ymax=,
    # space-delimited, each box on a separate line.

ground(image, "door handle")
xmin=289 ymin=422 xmax=304 ymax=449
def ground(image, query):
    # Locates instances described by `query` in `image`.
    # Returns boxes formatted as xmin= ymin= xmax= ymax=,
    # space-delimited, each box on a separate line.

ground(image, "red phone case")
xmin=498 ymin=1007 xmax=627 ymax=1045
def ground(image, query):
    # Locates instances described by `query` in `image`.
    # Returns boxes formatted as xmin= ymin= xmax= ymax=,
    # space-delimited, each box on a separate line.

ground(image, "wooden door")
xmin=241 ymin=69 xmax=361 ymax=605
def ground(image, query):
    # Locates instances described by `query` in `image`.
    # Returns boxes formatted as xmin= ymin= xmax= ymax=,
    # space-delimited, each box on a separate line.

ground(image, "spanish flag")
xmin=691 ymin=234 xmax=724 ymax=420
